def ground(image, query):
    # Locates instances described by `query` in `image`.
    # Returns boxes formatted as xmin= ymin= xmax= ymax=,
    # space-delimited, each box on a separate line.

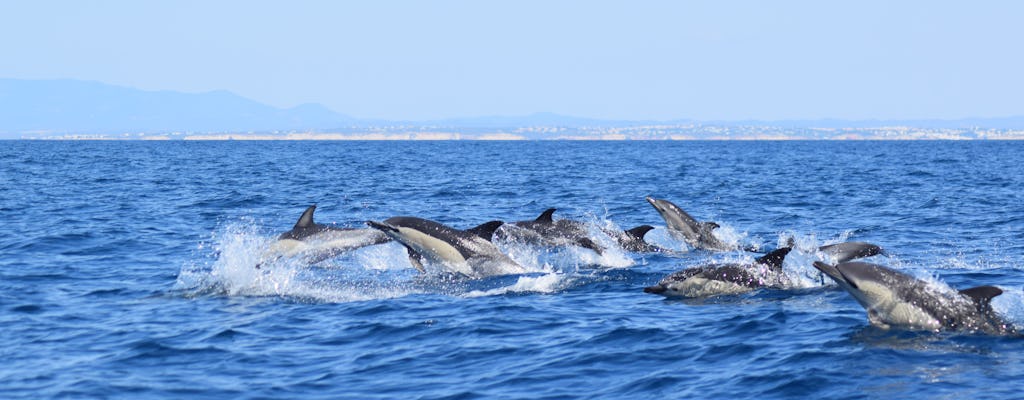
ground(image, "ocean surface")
xmin=2 ymin=140 xmax=1023 ymax=399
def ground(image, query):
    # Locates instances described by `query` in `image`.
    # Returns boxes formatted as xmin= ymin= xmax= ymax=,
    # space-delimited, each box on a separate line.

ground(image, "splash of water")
xmin=463 ymin=273 xmax=570 ymax=297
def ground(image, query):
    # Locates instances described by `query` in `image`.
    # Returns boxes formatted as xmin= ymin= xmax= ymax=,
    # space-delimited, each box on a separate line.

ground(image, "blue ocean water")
xmin=1 ymin=140 xmax=1023 ymax=399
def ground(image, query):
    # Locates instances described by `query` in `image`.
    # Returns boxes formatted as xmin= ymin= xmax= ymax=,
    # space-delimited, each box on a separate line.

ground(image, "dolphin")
xmin=790 ymin=239 xmax=880 ymax=263
xmin=645 ymin=197 xmax=734 ymax=251
xmin=614 ymin=225 xmax=674 ymax=254
xmin=260 ymin=205 xmax=391 ymax=266
xmin=367 ymin=216 xmax=526 ymax=278
xmin=497 ymin=208 xmax=606 ymax=255
xmin=812 ymin=261 xmax=1014 ymax=334
xmin=643 ymin=247 xmax=793 ymax=298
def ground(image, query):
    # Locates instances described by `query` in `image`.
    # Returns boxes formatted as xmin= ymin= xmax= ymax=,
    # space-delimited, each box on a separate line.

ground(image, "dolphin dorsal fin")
xmin=959 ymin=285 xmax=1003 ymax=310
xmin=535 ymin=208 xmax=556 ymax=224
xmin=294 ymin=205 xmax=317 ymax=229
xmin=755 ymin=247 xmax=792 ymax=271
xmin=624 ymin=225 xmax=655 ymax=241
xmin=467 ymin=220 xmax=505 ymax=241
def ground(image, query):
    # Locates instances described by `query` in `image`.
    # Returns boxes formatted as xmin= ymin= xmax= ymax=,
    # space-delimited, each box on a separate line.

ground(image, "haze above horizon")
xmin=2 ymin=1 xmax=1022 ymax=122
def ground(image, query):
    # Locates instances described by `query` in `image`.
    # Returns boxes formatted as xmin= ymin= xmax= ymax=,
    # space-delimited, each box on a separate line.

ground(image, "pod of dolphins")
xmin=259 ymin=197 xmax=1016 ymax=335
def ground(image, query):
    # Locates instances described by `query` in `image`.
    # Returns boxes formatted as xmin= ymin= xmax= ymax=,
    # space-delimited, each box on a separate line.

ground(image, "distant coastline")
xmin=17 ymin=124 xmax=1024 ymax=141
xmin=5 ymin=79 xmax=1024 ymax=140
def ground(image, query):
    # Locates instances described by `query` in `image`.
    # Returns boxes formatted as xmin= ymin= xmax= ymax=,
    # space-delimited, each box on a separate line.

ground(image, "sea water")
xmin=1 ymin=140 xmax=1023 ymax=398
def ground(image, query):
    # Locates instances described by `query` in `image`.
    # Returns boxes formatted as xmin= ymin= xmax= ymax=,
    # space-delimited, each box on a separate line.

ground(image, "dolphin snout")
xmin=366 ymin=221 xmax=398 ymax=233
xmin=644 ymin=285 xmax=667 ymax=294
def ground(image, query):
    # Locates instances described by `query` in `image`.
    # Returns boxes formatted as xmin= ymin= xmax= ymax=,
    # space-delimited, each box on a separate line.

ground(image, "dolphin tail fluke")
xmin=535 ymin=208 xmax=556 ymax=224
xmin=467 ymin=220 xmax=505 ymax=241
xmin=959 ymin=285 xmax=1003 ymax=312
xmin=755 ymin=247 xmax=792 ymax=271
xmin=295 ymin=205 xmax=317 ymax=229
xmin=624 ymin=225 xmax=655 ymax=241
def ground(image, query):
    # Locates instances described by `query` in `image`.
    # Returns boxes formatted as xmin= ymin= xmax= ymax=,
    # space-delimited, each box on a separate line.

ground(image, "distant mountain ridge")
xmin=2 ymin=78 xmax=1023 ymax=139
xmin=0 ymin=78 xmax=354 ymax=137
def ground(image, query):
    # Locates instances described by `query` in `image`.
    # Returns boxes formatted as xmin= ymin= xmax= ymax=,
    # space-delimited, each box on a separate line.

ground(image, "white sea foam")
xmin=176 ymin=221 xmax=424 ymax=302
xmin=463 ymin=272 xmax=569 ymax=298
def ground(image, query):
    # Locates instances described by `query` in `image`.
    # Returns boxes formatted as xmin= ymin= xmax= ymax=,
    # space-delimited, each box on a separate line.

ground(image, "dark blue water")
xmin=2 ymin=140 xmax=1023 ymax=399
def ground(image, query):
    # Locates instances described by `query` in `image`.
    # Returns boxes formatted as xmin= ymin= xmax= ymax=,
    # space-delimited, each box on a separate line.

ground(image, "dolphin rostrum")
xmin=643 ymin=247 xmax=793 ymax=298
xmin=813 ymin=261 xmax=1014 ymax=334
xmin=367 ymin=216 xmax=525 ymax=278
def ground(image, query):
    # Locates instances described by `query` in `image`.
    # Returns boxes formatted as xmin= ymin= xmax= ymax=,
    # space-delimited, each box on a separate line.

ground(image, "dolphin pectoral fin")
xmin=754 ymin=247 xmax=792 ymax=272
xmin=812 ymin=261 xmax=843 ymax=283
xmin=404 ymin=246 xmax=426 ymax=273
xmin=535 ymin=208 xmax=556 ymax=224
xmin=295 ymin=205 xmax=317 ymax=229
xmin=959 ymin=285 xmax=1003 ymax=311
xmin=867 ymin=309 xmax=890 ymax=329
xmin=576 ymin=237 xmax=605 ymax=255
xmin=466 ymin=220 xmax=505 ymax=241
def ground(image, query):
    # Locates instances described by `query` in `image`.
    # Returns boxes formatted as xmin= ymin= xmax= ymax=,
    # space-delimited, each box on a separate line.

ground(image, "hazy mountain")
xmin=2 ymin=78 xmax=1022 ymax=139
xmin=0 ymin=79 xmax=354 ymax=137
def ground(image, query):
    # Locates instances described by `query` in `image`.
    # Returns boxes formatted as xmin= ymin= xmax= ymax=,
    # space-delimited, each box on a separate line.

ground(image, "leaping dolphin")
xmin=645 ymin=197 xmax=734 ymax=251
xmin=643 ymin=247 xmax=793 ymax=298
xmin=800 ymin=241 xmax=883 ymax=263
xmin=497 ymin=208 xmax=606 ymax=255
xmin=812 ymin=261 xmax=1014 ymax=334
xmin=260 ymin=205 xmax=391 ymax=266
xmin=367 ymin=217 xmax=526 ymax=278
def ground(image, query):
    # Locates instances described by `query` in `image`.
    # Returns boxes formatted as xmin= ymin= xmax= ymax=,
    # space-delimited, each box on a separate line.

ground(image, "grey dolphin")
xmin=498 ymin=208 xmax=606 ymax=255
xmin=260 ymin=205 xmax=390 ymax=266
xmin=645 ymin=197 xmax=733 ymax=251
xmin=367 ymin=216 xmax=526 ymax=278
xmin=794 ymin=239 xmax=884 ymax=263
xmin=643 ymin=247 xmax=793 ymax=298
xmin=812 ymin=261 xmax=1014 ymax=334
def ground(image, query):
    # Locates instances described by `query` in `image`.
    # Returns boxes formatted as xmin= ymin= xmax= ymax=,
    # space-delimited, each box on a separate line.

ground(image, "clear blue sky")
xmin=2 ymin=1 xmax=1022 ymax=121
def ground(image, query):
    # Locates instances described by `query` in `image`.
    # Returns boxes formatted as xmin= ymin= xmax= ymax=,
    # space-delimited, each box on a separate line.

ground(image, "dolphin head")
xmin=366 ymin=220 xmax=399 ymax=234
xmin=834 ymin=262 xmax=899 ymax=291
xmin=645 ymin=197 xmax=701 ymax=240
xmin=645 ymin=197 xmax=677 ymax=215
xmin=819 ymin=242 xmax=884 ymax=263
xmin=825 ymin=262 xmax=946 ymax=330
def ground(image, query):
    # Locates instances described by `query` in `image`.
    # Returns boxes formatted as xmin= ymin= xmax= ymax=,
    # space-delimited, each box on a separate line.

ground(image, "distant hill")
xmin=0 ymin=79 xmax=354 ymax=137
xmin=2 ymin=78 xmax=1023 ymax=139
